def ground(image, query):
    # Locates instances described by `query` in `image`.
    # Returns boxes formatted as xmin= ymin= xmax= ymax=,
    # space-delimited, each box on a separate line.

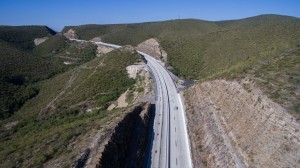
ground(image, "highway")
xmin=71 ymin=38 xmax=193 ymax=168
xmin=138 ymin=51 xmax=193 ymax=168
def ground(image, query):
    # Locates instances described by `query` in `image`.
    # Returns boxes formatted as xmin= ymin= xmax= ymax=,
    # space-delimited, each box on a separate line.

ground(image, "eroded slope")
xmin=185 ymin=79 xmax=300 ymax=167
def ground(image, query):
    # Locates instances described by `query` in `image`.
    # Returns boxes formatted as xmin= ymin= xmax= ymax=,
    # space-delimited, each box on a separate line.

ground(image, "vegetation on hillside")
xmin=0 ymin=48 xmax=140 ymax=167
xmin=33 ymin=35 xmax=67 ymax=55
xmin=63 ymin=19 xmax=220 ymax=46
xmin=0 ymin=26 xmax=56 ymax=50
xmin=215 ymin=14 xmax=300 ymax=28
xmin=0 ymin=29 xmax=96 ymax=119
xmin=34 ymin=35 xmax=97 ymax=67
xmin=251 ymin=47 xmax=300 ymax=119
xmin=0 ymin=40 xmax=59 ymax=119
xmin=0 ymin=26 xmax=57 ymax=119
xmin=162 ymin=21 xmax=300 ymax=80
xmin=64 ymin=15 xmax=300 ymax=81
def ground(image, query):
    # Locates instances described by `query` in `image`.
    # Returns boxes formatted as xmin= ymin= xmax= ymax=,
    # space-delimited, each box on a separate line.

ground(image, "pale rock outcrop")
xmin=90 ymin=37 xmax=102 ymax=42
xmin=4 ymin=121 xmax=19 ymax=130
xmin=107 ymin=91 xmax=128 ymax=111
xmin=126 ymin=64 xmax=147 ymax=79
xmin=34 ymin=37 xmax=48 ymax=46
xmin=96 ymin=45 xmax=114 ymax=57
xmin=64 ymin=29 xmax=77 ymax=39
xmin=107 ymin=103 xmax=116 ymax=111
xmin=108 ymin=63 xmax=150 ymax=111
xmin=116 ymin=91 xmax=128 ymax=108
xmin=121 ymin=45 xmax=135 ymax=53
xmin=185 ymin=79 xmax=300 ymax=168
xmin=136 ymin=38 xmax=167 ymax=62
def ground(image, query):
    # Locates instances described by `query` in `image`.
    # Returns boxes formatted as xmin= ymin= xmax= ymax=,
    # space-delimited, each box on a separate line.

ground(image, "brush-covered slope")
xmin=216 ymin=14 xmax=300 ymax=28
xmin=34 ymin=35 xmax=97 ymax=67
xmin=163 ymin=18 xmax=300 ymax=79
xmin=63 ymin=19 xmax=220 ymax=46
xmin=0 ymin=40 xmax=57 ymax=81
xmin=0 ymin=26 xmax=61 ymax=80
xmin=251 ymin=47 xmax=300 ymax=119
xmin=63 ymin=15 xmax=300 ymax=80
xmin=0 ymin=26 xmax=56 ymax=50
xmin=0 ymin=27 xmax=97 ymax=119
xmin=0 ymin=39 xmax=60 ymax=119
xmin=0 ymin=48 xmax=140 ymax=167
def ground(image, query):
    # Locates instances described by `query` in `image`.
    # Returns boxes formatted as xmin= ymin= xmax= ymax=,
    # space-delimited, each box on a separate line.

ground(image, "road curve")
xmin=70 ymin=39 xmax=193 ymax=168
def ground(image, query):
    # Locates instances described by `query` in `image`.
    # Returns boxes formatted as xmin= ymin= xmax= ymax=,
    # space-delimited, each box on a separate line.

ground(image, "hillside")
xmin=63 ymin=14 xmax=300 ymax=80
xmin=0 ymin=47 xmax=141 ymax=167
xmin=185 ymin=79 xmax=300 ymax=167
xmin=0 ymin=39 xmax=59 ymax=119
xmin=0 ymin=27 xmax=97 ymax=119
xmin=0 ymin=26 xmax=56 ymax=50
xmin=0 ymin=26 xmax=59 ymax=80
xmin=216 ymin=14 xmax=300 ymax=28
xmin=34 ymin=35 xmax=97 ymax=67
xmin=163 ymin=19 xmax=300 ymax=79
xmin=63 ymin=19 xmax=220 ymax=46
xmin=0 ymin=40 xmax=57 ymax=81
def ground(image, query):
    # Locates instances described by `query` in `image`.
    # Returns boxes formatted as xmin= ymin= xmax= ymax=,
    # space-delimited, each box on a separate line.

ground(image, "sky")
xmin=0 ymin=0 xmax=300 ymax=31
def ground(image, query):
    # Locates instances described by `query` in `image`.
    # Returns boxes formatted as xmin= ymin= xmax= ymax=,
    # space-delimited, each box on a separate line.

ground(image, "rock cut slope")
xmin=185 ymin=79 xmax=300 ymax=167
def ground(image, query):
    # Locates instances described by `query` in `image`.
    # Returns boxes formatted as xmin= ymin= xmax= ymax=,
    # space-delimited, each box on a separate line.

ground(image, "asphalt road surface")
xmin=137 ymin=51 xmax=192 ymax=168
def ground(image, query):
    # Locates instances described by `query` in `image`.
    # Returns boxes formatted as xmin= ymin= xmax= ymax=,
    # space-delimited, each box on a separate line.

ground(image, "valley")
xmin=0 ymin=14 xmax=300 ymax=167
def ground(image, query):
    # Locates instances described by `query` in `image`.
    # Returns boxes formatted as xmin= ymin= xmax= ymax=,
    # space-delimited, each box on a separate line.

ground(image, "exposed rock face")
xmin=3 ymin=121 xmax=18 ymax=130
xmin=108 ymin=62 xmax=152 ymax=111
xmin=34 ymin=37 xmax=48 ymax=46
xmin=46 ymin=104 xmax=154 ymax=168
xmin=90 ymin=37 xmax=102 ymax=42
xmin=126 ymin=63 xmax=153 ymax=104
xmin=126 ymin=64 xmax=147 ymax=79
xmin=116 ymin=91 xmax=128 ymax=108
xmin=97 ymin=104 xmax=154 ymax=168
xmin=136 ymin=38 xmax=167 ymax=62
xmin=96 ymin=45 xmax=114 ymax=57
xmin=185 ymin=79 xmax=300 ymax=168
xmin=64 ymin=29 xmax=77 ymax=39
xmin=121 ymin=45 xmax=136 ymax=53
xmin=106 ymin=91 xmax=127 ymax=110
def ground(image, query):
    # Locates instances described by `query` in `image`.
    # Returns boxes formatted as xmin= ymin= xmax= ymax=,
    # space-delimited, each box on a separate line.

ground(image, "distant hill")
xmin=0 ymin=40 xmax=58 ymax=81
xmin=63 ymin=19 xmax=220 ymax=45
xmin=0 ymin=26 xmax=56 ymax=50
xmin=33 ymin=35 xmax=67 ymax=55
xmin=61 ymin=14 xmax=300 ymax=118
xmin=162 ymin=15 xmax=300 ymax=79
xmin=63 ymin=14 xmax=300 ymax=79
xmin=216 ymin=14 xmax=300 ymax=28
